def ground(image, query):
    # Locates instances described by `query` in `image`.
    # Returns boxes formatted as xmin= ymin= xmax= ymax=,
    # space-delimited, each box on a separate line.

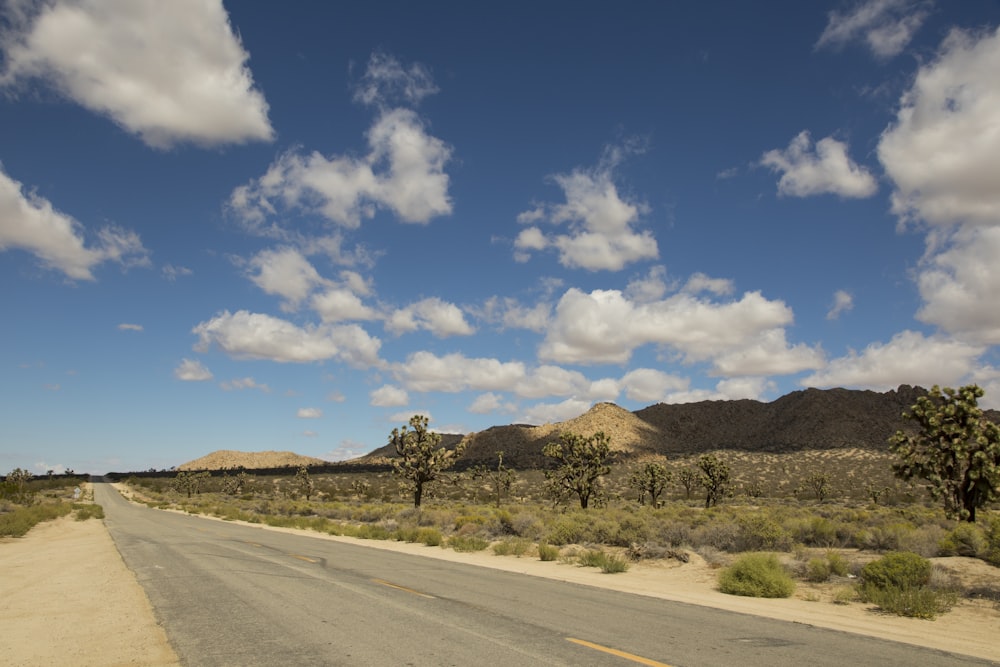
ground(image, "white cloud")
xmin=389 ymin=409 xmax=432 ymax=424
xmin=230 ymin=106 xmax=452 ymax=229
xmin=468 ymin=392 xmax=514 ymax=414
xmin=117 ymin=323 xmax=143 ymax=332
xmin=539 ymin=287 xmax=808 ymax=373
xmin=878 ymin=26 xmax=1000 ymax=227
xmin=192 ymin=310 xmax=382 ymax=366
xmin=916 ymin=227 xmax=1000 ymax=343
xmin=519 ymin=398 xmax=593 ymax=425
xmin=394 ymin=351 xmax=526 ymax=393
xmin=352 ymin=51 xmax=438 ymax=108
xmin=515 ymin=149 xmax=658 ymax=271
xmin=681 ymin=272 xmax=734 ymax=296
xmin=173 ymin=358 xmax=213 ymax=382
xmin=247 ymin=247 xmax=328 ymax=310
xmin=482 ymin=297 xmax=551 ymax=333
xmin=625 ymin=266 xmax=670 ymax=302
xmin=761 ymin=131 xmax=878 ymax=198
xmin=620 ymin=368 xmax=689 ymax=403
xmin=827 ymin=290 xmax=854 ymax=320
xmin=386 ymin=297 xmax=473 ymax=337
xmin=311 ymin=287 xmax=378 ymax=323
xmin=710 ymin=329 xmax=826 ymax=376
xmin=816 ymin=0 xmax=930 ymax=59
xmin=0 ymin=0 xmax=273 ymax=148
xmin=802 ymin=330 xmax=984 ymax=390
xmin=664 ymin=377 xmax=774 ymax=404
xmin=302 ymin=430 xmax=318 ymax=437
xmin=220 ymin=377 xmax=270 ymax=392
xmin=0 ymin=166 xmax=148 ymax=280
xmin=370 ymin=384 xmax=409 ymax=407
xmin=297 ymin=407 xmax=322 ymax=419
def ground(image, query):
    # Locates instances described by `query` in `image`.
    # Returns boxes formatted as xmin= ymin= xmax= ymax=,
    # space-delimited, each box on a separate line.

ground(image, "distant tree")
xmin=2 ymin=468 xmax=35 ymax=504
xmin=628 ymin=461 xmax=671 ymax=507
xmin=172 ymin=471 xmax=209 ymax=498
xmin=542 ymin=431 xmax=614 ymax=509
xmin=294 ymin=466 xmax=315 ymax=500
xmin=865 ymin=481 xmax=891 ymax=505
xmin=698 ymin=454 xmax=731 ymax=508
xmin=390 ymin=415 xmax=466 ymax=507
xmin=222 ymin=469 xmax=254 ymax=496
xmin=677 ymin=468 xmax=697 ymax=500
xmin=471 ymin=451 xmax=517 ymax=508
xmin=806 ymin=473 xmax=830 ymax=502
xmin=889 ymin=384 xmax=1000 ymax=522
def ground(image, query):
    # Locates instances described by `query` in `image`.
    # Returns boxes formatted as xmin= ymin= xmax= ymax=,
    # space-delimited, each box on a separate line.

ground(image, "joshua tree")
xmin=471 ymin=451 xmax=517 ymax=508
xmin=628 ymin=461 xmax=672 ymax=507
xmin=542 ymin=431 xmax=614 ymax=509
xmin=390 ymin=415 xmax=466 ymax=507
xmin=698 ymin=454 xmax=731 ymax=508
xmin=889 ymin=384 xmax=1000 ymax=522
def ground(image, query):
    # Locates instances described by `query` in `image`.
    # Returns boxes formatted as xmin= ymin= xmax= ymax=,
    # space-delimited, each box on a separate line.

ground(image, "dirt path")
xmin=2 ymin=488 xmax=998 ymax=665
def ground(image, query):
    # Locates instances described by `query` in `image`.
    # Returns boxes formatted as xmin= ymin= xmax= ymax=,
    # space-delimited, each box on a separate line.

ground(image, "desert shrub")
xmin=804 ymin=552 xmax=848 ymax=582
xmin=789 ymin=516 xmax=841 ymax=548
xmin=509 ymin=512 xmax=544 ymax=540
xmin=938 ymin=523 xmax=986 ymax=558
xmin=718 ymin=553 xmax=795 ymax=598
xmin=577 ymin=549 xmax=629 ymax=573
xmin=537 ymin=542 xmax=560 ymax=561
xmin=654 ymin=520 xmax=691 ymax=547
xmin=454 ymin=513 xmax=488 ymax=530
xmin=73 ymin=503 xmax=104 ymax=521
xmin=610 ymin=512 xmax=651 ymax=547
xmin=985 ymin=516 xmax=1000 ymax=566
xmin=691 ymin=520 xmax=740 ymax=552
xmin=857 ymin=551 xmax=956 ymax=618
xmin=492 ymin=537 xmax=531 ymax=557
xmin=856 ymin=522 xmax=914 ymax=552
xmin=449 ymin=535 xmax=490 ymax=552
xmin=899 ymin=524 xmax=948 ymax=558
xmin=416 ymin=527 xmax=443 ymax=546
xmin=860 ymin=551 xmax=931 ymax=590
xmin=736 ymin=513 xmax=791 ymax=551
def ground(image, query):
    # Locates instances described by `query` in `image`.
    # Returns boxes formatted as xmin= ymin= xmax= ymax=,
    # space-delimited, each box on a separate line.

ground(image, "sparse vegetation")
xmin=542 ymin=431 xmax=614 ymax=509
xmin=857 ymin=551 xmax=957 ymax=619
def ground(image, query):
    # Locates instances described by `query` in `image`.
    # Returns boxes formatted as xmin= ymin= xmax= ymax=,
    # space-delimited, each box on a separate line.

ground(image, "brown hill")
xmin=363 ymin=385 xmax=940 ymax=468
xmin=178 ymin=450 xmax=327 ymax=471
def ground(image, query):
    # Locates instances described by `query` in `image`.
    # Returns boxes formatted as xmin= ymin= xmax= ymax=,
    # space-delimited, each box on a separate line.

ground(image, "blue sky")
xmin=3 ymin=1 xmax=1000 ymax=474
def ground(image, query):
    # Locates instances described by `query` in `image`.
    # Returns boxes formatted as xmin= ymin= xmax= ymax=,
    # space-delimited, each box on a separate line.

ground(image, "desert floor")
xmin=1 ymin=486 xmax=998 ymax=666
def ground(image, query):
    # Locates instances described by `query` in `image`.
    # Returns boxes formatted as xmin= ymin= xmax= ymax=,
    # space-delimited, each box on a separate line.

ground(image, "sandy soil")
xmin=2 ymin=487 xmax=998 ymax=666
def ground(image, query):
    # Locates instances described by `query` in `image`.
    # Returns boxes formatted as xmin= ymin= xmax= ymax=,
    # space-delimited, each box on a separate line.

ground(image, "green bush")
xmin=860 ymin=551 xmax=931 ymax=590
xmin=938 ymin=523 xmax=986 ymax=557
xmin=718 ymin=553 xmax=795 ymax=598
xmin=857 ymin=551 xmax=955 ymax=618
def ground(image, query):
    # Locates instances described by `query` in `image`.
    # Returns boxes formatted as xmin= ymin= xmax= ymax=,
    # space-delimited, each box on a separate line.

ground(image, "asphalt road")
xmin=95 ymin=482 xmax=992 ymax=667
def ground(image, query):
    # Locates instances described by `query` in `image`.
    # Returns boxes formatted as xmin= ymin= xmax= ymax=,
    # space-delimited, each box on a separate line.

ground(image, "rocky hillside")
xmin=178 ymin=450 xmax=327 ymax=471
xmin=365 ymin=385 xmax=938 ymax=468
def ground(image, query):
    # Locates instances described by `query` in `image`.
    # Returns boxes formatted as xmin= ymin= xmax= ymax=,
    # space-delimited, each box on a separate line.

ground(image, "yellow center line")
xmin=290 ymin=554 xmax=319 ymax=563
xmin=371 ymin=578 xmax=435 ymax=599
xmin=566 ymin=638 xmax=672 ymax=667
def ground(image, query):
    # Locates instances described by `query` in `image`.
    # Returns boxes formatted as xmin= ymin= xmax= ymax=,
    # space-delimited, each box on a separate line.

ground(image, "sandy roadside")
xmin=2 ymin=486 xmax=998 ymax=665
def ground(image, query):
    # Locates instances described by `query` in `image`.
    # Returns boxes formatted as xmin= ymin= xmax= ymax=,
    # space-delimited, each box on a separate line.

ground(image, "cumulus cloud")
xmin=173 ymin=358 xmax=213 ymax=381
xmin=916 ymin=227 xmax=1000 ymax=343
xmin=394 ymin=351 xmax=526 ymax=393
xmin=370 ymin=384 xmax=409 ymax=407
xmin=468 ymin=392 xmax=514 ymax=414
xmin=162 ymin=264 xmax=192 ymax=281
xmin=620 ymin=368 xmax=689 ymax=403
xmin=816 ymin=0 xmax=930 ymax=59
xmin=246 ymin=247 xmax=328 ymax=310
xmin=230 ymin=54 xmax=452 ymax=231
xmin=192 ymin=310 xmax=382 ymax=366
xmin=311 ymin=287 xmax=378 ymax=323
xmin=539 ymin=286 xmax=820 ymax=376
xmin=386 ymin=297 xmax=473 ymax=337
xmin=0 ymin=0 xmax=273 ymax=148
xmin=515 ymin=148 xmax=658 ymax=271
xmin=118 ymin=323 xmax=143 ymax=332
xmin=220 ymin=377 xmax=270 ymax=392
xmin=0 ymin=166 xmax=148 ymax=280
xmin=802 ymin=330 xmax=984 ymax=389
xmin=761 ymin=131 xmax=878 ymax=198
xmin=297 ymin=407 xmax=322 ymax=418
xmin=878 ymin=26 xmax=1000 ymax=228
xmin=665 ymin=377 xmax=775 ymax=404
xmin=827 ymin=290 xmax=854 ymax=320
